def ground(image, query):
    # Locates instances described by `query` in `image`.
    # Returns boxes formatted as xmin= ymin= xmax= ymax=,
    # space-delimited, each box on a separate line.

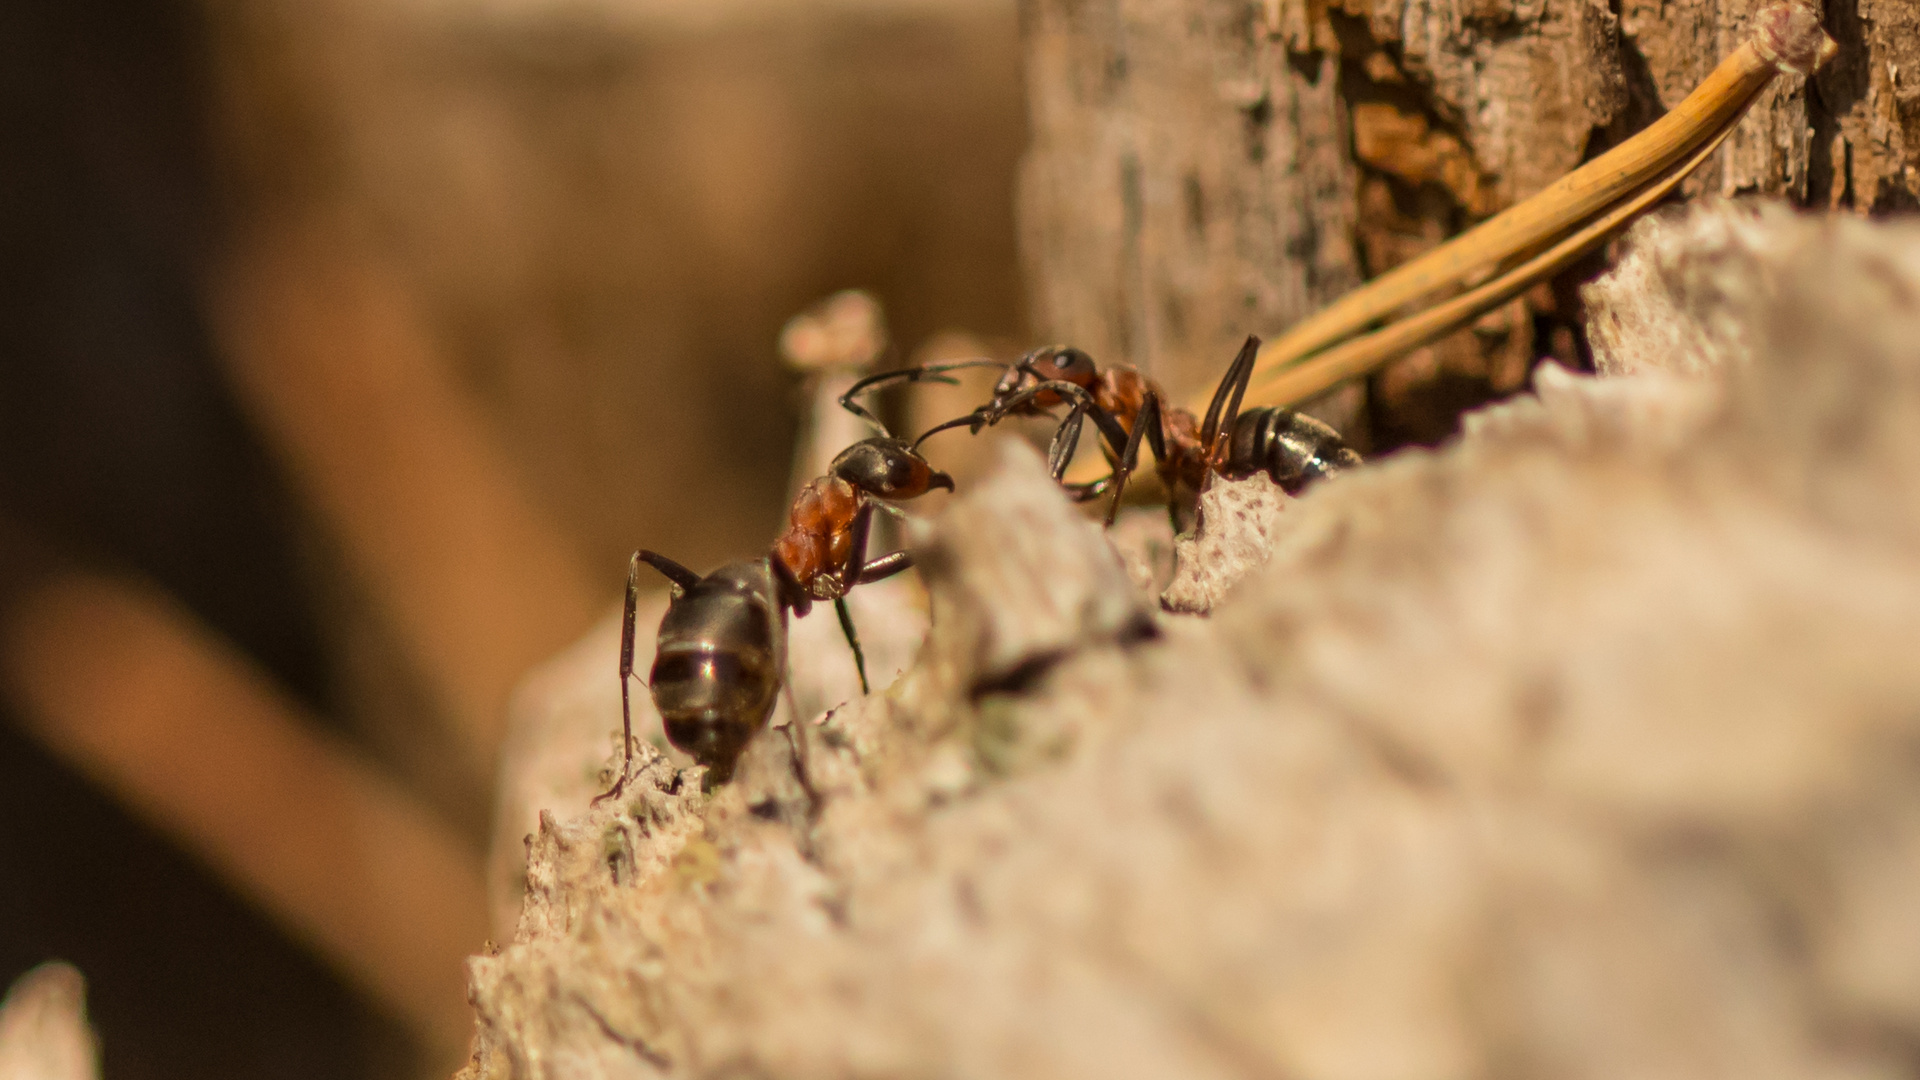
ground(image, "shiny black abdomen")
xmin=1224 ymin=408 xmax=1362 ymax=495
xmin=649 ymin=559 xmax=785 ymax=780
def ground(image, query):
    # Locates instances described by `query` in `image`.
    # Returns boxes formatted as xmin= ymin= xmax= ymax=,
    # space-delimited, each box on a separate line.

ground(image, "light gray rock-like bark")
xmin=468 ymin=202 xmax=1920 ymax=1080
xmin=1161 ymin=472 xmax=1291 ymax=614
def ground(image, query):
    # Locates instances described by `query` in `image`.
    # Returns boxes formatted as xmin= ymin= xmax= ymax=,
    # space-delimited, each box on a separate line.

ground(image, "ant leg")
xmin=1062 ymin=475 xmax=1114 ymax=503
xmin=1046 ymin=401 xmax=1089 ymax=481
xmin=833 ymin=502 xmax=881 ymax=694
xmin=593 ymin=552 xmax=646 ymax=804
xmin=833 ymin=596 xmax=871 ymax=696
xmin=911 ymin=409 xmax=994 ymax=450
xmin=1142 ymin=389 xmax=1170 ymax=467
xmin=634 ymin=550 xmax=702 ymax=593
xmin=1103 ymin=391 xmax=1158 ymax=526
xmin=770 ymin=554 xmax=812 ymax=617
xmin=839 ymin=502 xmax=877 ymax=593
xmin=1200 ymin=335 xmax=1260 ymax=465
xmin=1077 ymin=396 xmax=1136 ymax=465
xmin=840 ymin=547 xmax=917 ymax=692
xmin=853 ymin=550 xmax=912 ymax=583
xmin=988 ymin=380 xmax=1137 ymax=471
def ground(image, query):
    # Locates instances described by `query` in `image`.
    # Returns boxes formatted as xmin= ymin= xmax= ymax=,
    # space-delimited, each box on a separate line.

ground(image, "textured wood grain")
xmin=1018 ymin=0 xmax=1365 ymax=407
xmin=1019 ymin=0 xmax=1919 ymax=445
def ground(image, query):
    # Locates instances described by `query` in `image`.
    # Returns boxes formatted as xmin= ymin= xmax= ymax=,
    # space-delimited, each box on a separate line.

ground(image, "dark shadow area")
xmin=0 ymin=0 xmax=395 ymax=1076
xmin=0 ymin=720 xmax=402 ymax=1080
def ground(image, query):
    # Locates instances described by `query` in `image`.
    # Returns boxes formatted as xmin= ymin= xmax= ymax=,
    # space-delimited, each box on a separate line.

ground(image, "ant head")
xmin=991 ymin=345 xmax=1098 ymax=410
xmin=830 ymin=438 xmax=955 ymax=500
xmin=1026 ymin=346 xmax=1098 ymax=388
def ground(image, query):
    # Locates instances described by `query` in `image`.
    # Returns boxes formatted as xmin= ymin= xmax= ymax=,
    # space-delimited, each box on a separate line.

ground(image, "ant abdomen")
xmin=647 ymin=560 xmax=786 ymax=782
xmin=1224 ymin=407 xmax=1362 ymax=495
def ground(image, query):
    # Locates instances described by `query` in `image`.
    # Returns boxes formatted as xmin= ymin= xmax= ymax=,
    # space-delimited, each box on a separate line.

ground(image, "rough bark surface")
xmin=1018 ymin=0 xmax=1367 ymax=410
xmin=1018 ymin=0 xmax=1920 ymax=444
xmin=1160 ymin=473 xmax=1290 ymax=614
xmin=468 ymin=202 xmax=1920 ymax=1079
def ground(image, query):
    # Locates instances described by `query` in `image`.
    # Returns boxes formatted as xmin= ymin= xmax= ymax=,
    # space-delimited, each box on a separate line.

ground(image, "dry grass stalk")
xmin=1215 ymin=0 xmax=1836 ymax=414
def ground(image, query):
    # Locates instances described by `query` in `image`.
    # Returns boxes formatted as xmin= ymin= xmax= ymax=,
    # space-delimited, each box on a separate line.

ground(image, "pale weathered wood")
xmin=468 ymin=203 xmax=1920 ymax=1080
xmin=1018 ymin=0 xmax=1366 ymax=409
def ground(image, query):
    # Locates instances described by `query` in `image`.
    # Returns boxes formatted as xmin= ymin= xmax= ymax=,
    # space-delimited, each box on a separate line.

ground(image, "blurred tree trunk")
xmin=1017 ymin=0 xmax=1919 ymax=446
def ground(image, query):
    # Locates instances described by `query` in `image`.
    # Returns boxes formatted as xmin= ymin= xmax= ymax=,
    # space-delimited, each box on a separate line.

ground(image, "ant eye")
xmin=1043 ymin=348 xmax=1095 ymax=384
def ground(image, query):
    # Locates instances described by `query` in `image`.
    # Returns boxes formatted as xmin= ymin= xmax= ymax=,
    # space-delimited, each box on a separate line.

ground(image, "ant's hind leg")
xmin=593 ymin=552 xmax=646 ymax=804
xmin=635 ymin=550 xmax=702 ymax=593
xmin=1200 ymin=335 xmax=1260 ymax=461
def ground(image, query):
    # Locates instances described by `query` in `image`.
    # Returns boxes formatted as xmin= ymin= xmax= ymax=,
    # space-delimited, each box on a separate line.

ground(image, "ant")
xmin=866 ymin=335 xmax=1359 ymax=526
xmin=598 ymin=425 xmax=954 ymax=798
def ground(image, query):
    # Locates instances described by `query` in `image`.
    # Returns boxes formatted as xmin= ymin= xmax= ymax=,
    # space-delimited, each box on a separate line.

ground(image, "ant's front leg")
xmin=594 ymin=552 xmax=649 ymax=803
xmin=1100 ymin=390 xmax=1169 ymax=526
xmin=837 ymin=547 xmax=918 ymax=694
xmin=833 ymin=503 xmax=881 ymax=694
xmin=1046 ymin=401 xmax=1089 ymax=480
xmin=1199 ymin=335 xmax=1260 ymax=468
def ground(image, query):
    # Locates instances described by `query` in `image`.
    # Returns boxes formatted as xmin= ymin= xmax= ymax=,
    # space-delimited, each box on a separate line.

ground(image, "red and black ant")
xmin=598 ymin=417 xmax=955 ymax=796
xmin=865 ymin=335 xmax=1359 ymax=526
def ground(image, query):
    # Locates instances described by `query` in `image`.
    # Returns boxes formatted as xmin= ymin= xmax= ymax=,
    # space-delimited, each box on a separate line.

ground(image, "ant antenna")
xmin=838 ymin=359 xmax=1010 ymax=437
xmin=910 ymin=411 xmax=990 ymax=450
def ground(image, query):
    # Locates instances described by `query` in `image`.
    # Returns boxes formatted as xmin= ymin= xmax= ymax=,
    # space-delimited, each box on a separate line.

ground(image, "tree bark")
xmin=465 ymin=201 xmax=1920 ymax=1080
xmin=1017 ymin=0 xmax=1920 ymax=443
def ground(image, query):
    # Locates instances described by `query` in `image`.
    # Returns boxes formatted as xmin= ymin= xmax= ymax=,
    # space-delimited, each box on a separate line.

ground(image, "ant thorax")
xmin=775 ymin=476 xmax=859 ymax=596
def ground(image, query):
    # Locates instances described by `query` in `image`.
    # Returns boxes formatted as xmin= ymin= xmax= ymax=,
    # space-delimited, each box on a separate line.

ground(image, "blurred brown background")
xmin=0 ymin=0 xmax=1023 ymax=1076
xmin=11 ymin=0 xmax=1906 ymax=1074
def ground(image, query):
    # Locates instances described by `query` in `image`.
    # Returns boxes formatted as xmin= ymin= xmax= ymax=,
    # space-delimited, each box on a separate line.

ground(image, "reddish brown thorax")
xmin=772 ymin=437 xmax=953 ymax=602
xmin=990 ymin=349 xmax=1214 ymax=494
xmin=1091 ymin=367 xmax=1211 ymax=493
xmin=774 ymin=476 xmax=859 ymax=596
